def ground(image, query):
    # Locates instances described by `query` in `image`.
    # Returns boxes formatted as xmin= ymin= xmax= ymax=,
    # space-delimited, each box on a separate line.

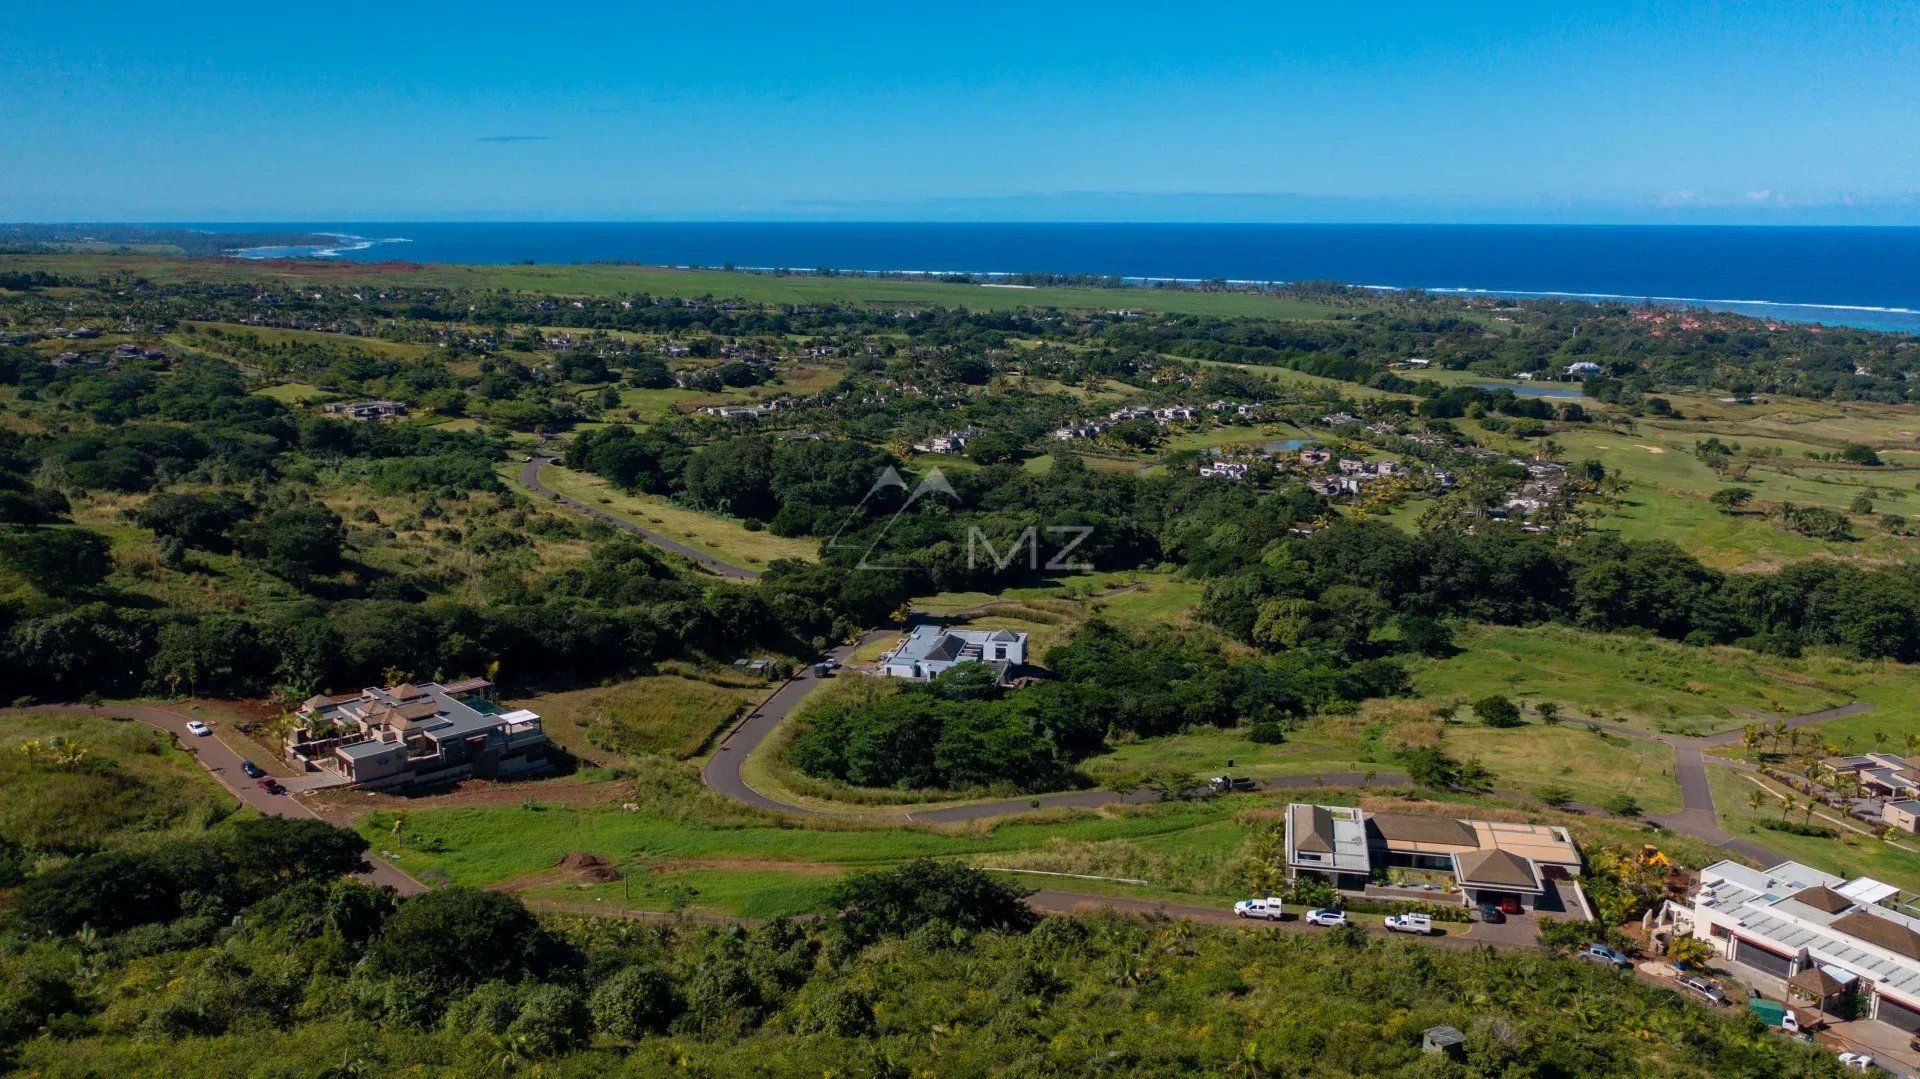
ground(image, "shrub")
xmin=1246 ymin=720 xmax=1286 ymax=744
xmin=507 ymin=984 xmax=587 ymax=1055
xmin=1602 ymin=793 xmax=1642 ymax=817
xmin=827 ymin=859 xmax=1035 ymax=944
xmin=1760 ymin=818 xmax=1838 ymax=838
xmin=1536 ymin=784 xmax=1575 ymax=808
xmin=590 ymin=965 xmax=680 ymax=1040
xmin=1474 ymin=695 xmax=1523 ymax=728
xmin=794 ymin=983 xmax=877 ymax=1038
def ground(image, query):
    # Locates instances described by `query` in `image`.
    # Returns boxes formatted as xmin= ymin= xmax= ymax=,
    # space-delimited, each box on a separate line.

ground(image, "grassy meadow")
xmin=530 ymin=463 xmax=818 ymax=569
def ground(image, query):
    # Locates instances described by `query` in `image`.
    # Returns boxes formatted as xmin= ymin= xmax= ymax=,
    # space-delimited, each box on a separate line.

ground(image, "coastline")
xmin=200 ymin=221 xmax=1920 ymax=333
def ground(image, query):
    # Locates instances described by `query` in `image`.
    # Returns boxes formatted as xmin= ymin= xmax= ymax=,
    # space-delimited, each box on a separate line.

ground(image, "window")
xmin=1709 ymin=923 xmax=1731 ymax=940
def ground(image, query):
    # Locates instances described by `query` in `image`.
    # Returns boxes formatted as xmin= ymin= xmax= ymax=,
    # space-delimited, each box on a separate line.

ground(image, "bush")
xmin=1538 ymin=916 xmax=1611 ymax=950
xmin=590 ymin=964 xmax=680 ymax=1040
xmin=507 ymin=984 xmax=587 ymax=1056
xmin=1536 ymin=784 xmax=1574 ymax=808
xmin=1760 ymin=818 xmax=1838 ymax=838
xmin=794 ymin=983 xmax=877 ymax=1038
xmin=1602 ymin=793 xmax=1642 ymax=818
xmin=827 ymin=859 xmax=1035 ymax=943
xmin=1246 ymin=720 xmax=1286 ymax=744
xmin=1474 ymin=695 xmax=1523 ymax=728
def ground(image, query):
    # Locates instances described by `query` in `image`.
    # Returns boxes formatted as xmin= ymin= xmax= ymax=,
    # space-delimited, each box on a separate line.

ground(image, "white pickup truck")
xmin=1233 ymin=897 xmax=1286 ymax=920
xmin=1384 ymin=913 xmax=1433 ymax=935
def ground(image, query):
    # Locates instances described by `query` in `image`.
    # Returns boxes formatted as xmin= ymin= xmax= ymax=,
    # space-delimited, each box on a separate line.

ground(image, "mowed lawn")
xmin=526 ymin=674 xmax=763 ymax=762
xmin=1410 ymin=623 xmax=1854 ymax=735
xmin=534 ymin=464 xmax=817 ymax=569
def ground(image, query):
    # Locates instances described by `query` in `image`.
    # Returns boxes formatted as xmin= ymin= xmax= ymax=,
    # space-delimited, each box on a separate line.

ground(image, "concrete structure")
xmin=1825 ymin=753 xmax=1920 ymax=799
xmin=287 ymin=679 xmax=548 ymax=790
xmin=1886 ymin=800 xmax=1920 ymax=834
xmin=1283 ymin=803 xmax=1583 ymax=909
xmin=879 ymin=625 xmax=1027 ymax=683
xmin=323 ymin=400 xmax=407 ymax=420
xmin=1676 ymin=861 xmax=1920 ymax=1032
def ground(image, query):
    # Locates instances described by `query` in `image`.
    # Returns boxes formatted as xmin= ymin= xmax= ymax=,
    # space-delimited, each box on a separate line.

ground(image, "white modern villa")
xmin=879 ymin=625 xmax=1028 ymax=684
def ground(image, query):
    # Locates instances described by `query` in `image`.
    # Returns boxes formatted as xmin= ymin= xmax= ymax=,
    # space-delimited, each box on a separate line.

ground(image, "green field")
xmin=250 ymin=381 xmax=329 ymax=403
xmin=525 ymin=673 xmax=764 ymax=762
xmin=7 ymin=253 xmax=1356 ymax=319
xmin=1410 ymin=623 xmax=1857 ymax=735
xmin=0 ymin=712 xmax=235 ymax=851
xmin=1708 ymin=765 xmax=1920 ymax=892
xmin=531 ymin=463 xmax=818 ymax=569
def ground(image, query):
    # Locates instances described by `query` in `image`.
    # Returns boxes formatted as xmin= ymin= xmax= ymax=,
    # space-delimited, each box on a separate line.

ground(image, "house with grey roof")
xmin=879 ymin=625 xmax=1027 ymax=684
xmin=285 ymin=678 xmax=548 ymax=790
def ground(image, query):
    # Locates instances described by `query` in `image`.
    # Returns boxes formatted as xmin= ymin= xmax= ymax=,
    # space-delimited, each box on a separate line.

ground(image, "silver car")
xmin=1678 ymin=976 xmax=1728 ymax=1005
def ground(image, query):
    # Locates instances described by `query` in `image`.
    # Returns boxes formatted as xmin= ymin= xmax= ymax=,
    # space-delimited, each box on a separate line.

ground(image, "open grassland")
xmin=1185 ymin=356 xmax=1417 ymax=399
xmin=13 ymin=253 xmax=1355 ymax=318
xmin=31 ymin=479 xmax=595 ymax=619
xmin=250 ymin=381 xmax=329 ymax=404
xmin=1411 ymin=623 xmax=1859 ymax=735
xmin=525 ymin=672 xmax=764 ymax=763
xmin=1559 ymin=398 xmax=1920 ymax=568
xmin=531 ymin=463 xmax=818 ymax=568
xmin=171 ymin=320 xmax=441 ymax=362
xmin=1085 ymin=698 xmax=1684 ymax=814
xmin=0 ymin=712 xmax=234 ymax=851
xmin=1708 ymin=765 xmax=1920 ymax=893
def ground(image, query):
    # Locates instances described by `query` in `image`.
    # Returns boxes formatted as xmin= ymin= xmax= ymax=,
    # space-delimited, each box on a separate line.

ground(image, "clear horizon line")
xmin=17 ymin=218 xmax=1920 ymax=229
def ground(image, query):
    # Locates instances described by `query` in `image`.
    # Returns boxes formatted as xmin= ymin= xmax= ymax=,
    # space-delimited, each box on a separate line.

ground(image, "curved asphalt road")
xmin=0 ymin=704 xmax=424 ymax=895
xmin=518 ymin=456 xmax=762 ymax=579
xmin=516 ymin=457 xmax=1865 ymax=869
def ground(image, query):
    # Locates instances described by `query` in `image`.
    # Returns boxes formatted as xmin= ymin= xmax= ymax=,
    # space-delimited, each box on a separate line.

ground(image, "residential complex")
xmin=1283 ymin=803 xmax=1585 ymax=910
xmin=1673 ymin=861 xmax=1920 ymax=1031
xmin=879 ymin=625 xmax=1028 ymax=684
xmin=285 ymin=678 xmax=549 ymax=790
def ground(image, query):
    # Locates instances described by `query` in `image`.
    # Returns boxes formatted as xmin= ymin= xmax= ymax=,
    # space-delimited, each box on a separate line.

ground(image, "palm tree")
xmin=1747 ymin=789 xmax=1767 ymax=813
xmin=1905 ymin=732 xmax=1920 ymax=759
xmin=1741 ymin=724 xmax=1760 ymax=762
xmin=1781 ymin=793 xmax=1797 ymax=821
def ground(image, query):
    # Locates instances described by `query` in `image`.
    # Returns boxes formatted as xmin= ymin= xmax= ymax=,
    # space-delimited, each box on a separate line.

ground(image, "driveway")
xmin=1 ymin=704 xmax=423 ymax=896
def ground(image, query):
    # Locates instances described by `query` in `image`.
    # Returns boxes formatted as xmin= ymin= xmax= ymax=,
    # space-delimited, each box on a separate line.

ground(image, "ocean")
xmin=195 ymin=222 xmax=1920 ymax=332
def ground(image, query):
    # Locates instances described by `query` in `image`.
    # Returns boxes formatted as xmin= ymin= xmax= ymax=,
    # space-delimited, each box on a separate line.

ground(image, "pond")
xmin=1262 ymin=438 xmax=1310 ymax=452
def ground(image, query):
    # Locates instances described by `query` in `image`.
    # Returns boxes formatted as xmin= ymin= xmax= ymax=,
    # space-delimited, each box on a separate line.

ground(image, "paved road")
xmin=0 ymin=704 xmax=424 ymax=896
xmin=517 ymin=456 xmax=762 ymax=579
xmin=1708 ymin=700 xmax=1873 ymax=746
xmin=517 ymin=459 xmax=1864 ymax=876
xmin=700 ymin=631 xmax=895 ymax=814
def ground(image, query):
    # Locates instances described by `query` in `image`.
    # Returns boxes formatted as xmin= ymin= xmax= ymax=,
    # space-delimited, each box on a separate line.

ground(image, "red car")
xmin=256 ymin=777 xmax=284 ymax=795
xmin=1498 ymin=896 xmax=1523 ymax=915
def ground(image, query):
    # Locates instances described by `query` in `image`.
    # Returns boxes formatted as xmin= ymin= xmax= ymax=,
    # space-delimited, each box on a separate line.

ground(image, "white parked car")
xmin=1384 ymin=913 xmax=1433 ymax=935
xmin=1303 ymin=908 xmax=1349 ymax=927
xmin=1233 ymin=898 xmax=1285 ymax=920
xmin=185 ymin=721 xmax=211 ymax=737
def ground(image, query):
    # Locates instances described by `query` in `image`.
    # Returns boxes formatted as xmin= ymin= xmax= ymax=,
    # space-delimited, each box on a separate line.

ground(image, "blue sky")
xmin=4 ymin=0 xmax=1918 ymax=223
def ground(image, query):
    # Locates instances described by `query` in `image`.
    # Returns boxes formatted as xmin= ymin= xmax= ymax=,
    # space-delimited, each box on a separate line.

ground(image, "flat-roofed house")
xmin=1677 ymin=861 xmax=1920 ymax=1032
xmin=1283 ymin=803 xmax=1583 ymax=910
xmin=286 ymin=679 xmax=548 ymax=790
xmin=879 ymin=625 xmax=1027 ymax=684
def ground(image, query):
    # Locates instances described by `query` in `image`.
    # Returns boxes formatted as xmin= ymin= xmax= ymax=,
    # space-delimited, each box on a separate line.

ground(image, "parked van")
xmin=1384 ymin=913 xmax=1432 ymax=935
